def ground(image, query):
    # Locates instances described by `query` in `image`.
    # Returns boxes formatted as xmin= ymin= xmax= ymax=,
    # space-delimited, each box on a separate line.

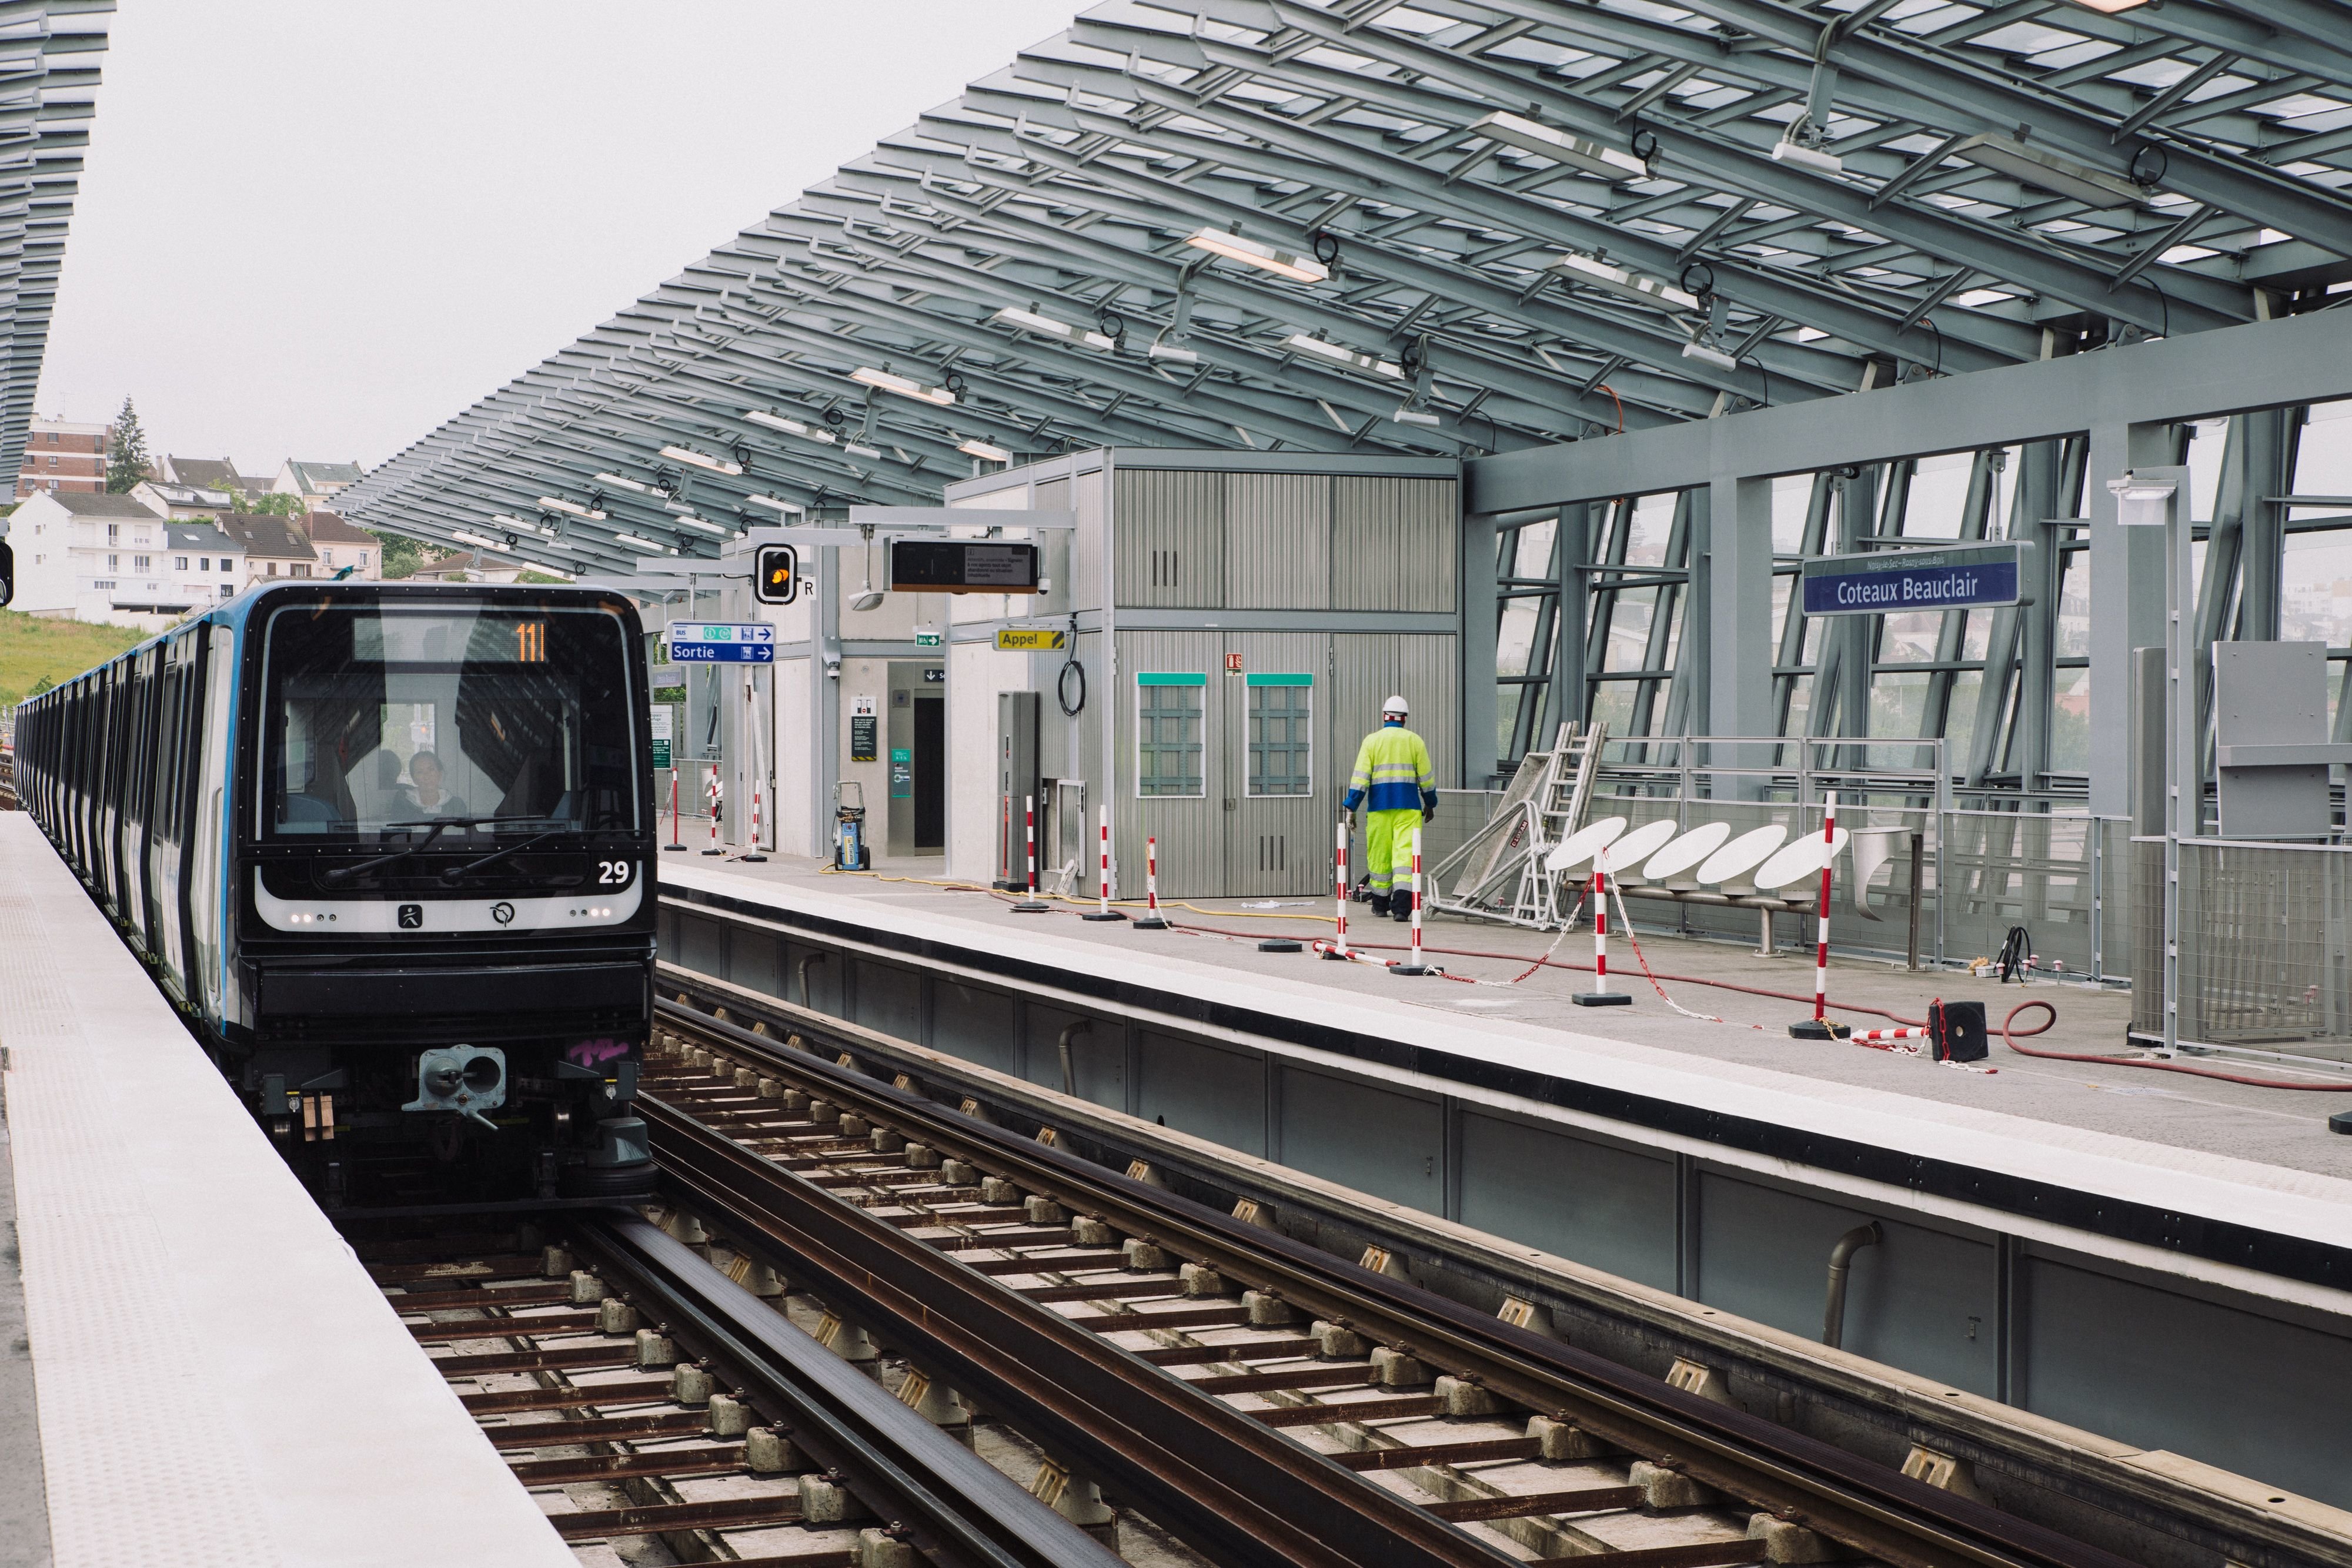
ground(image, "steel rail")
xmin=652 ymin=995 xmax=2142 ymax=1568
xmin=574 ymin=1212 xmax=1127 ymax=1568
xmin=642 ymin=1086 xmax=1521 ymax=1568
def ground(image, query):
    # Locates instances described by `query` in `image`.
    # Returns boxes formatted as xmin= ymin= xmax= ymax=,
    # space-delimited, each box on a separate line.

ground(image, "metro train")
xmin=14 ymin=581 xmax=659 ymax=1206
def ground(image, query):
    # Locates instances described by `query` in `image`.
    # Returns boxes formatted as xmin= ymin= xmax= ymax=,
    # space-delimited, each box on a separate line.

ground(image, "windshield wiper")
xmin=319 ymin=820 xmax=456 ymax=887
xmin=440 ymin=827 xmax=568 ymax=886
xmin=316 ymin=817 xmax=566 ymax=888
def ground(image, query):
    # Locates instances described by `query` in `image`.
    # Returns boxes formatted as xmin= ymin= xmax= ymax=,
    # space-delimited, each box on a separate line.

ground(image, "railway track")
xmin=638 ymin=991 xmax=2151 ymax=1568
xmin=348 ymin=1211 xmax=1142 ymax=1567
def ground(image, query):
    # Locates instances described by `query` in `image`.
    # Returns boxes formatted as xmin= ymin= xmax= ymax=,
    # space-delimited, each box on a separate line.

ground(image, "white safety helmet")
xmin=1382 ymin=694 xmax=1409 ymax=718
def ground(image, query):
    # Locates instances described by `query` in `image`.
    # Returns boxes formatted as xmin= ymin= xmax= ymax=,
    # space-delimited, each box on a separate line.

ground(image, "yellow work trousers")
xmin=1364 ymin=808 xmax=1422 ymax=898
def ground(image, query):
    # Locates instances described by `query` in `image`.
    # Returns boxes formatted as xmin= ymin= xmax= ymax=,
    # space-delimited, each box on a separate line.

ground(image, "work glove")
xmin=1422 ymin=807 xmax=1436 ymax=823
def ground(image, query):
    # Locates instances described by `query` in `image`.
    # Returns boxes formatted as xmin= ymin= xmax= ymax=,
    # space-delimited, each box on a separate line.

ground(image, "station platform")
xmin=659 ymin=850 xmax=2352 ymax=1296
xmin=0 ymin=815 xmax=573 ymax=1568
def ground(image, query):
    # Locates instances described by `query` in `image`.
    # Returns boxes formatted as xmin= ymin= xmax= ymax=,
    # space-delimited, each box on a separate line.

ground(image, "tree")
xmin=105 ymin=398 xmax=151 ymax=493
xmin=250 ymin=492 xmax=304 ymax=517
xmin=370 ymin=529 xmax=426 ymax=579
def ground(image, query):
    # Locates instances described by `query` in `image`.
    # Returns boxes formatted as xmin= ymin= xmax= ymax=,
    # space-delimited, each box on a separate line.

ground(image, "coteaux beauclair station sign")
xmin=1798 ymin=542 xmax=2024 ymax=617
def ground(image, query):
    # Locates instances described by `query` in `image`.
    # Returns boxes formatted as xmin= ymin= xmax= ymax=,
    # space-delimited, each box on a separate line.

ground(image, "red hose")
xmin=1998 ymin=999 xmax=2352 ymax=1091
xmin=1003 ymin=898 xmax=2352 ymax=1094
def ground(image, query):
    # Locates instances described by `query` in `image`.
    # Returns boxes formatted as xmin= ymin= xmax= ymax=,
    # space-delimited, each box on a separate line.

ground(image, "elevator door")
xmin=913 ymin=695 xmax=945 ymax=850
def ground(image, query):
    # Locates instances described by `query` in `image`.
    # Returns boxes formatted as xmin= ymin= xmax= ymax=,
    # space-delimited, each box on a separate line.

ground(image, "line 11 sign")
xmin=1799 ymin=543 xmax=2023 ymax=617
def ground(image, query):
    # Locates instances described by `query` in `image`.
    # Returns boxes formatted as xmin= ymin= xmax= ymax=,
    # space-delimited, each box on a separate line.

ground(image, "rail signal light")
xmin=753 ymin=543 xmax=799 ymax=604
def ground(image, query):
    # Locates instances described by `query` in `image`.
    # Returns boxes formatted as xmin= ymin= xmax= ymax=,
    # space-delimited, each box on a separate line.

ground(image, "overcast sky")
xmin=36 ymin=0 xmax=1087 ymax=477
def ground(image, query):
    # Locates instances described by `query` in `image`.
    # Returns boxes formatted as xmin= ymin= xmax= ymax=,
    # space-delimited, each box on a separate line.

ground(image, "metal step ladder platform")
xmin=1428 ymin=721 xmax=1608 ymax=930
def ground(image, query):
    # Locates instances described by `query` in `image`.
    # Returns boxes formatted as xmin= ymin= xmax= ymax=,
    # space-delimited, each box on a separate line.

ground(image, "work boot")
xmin=1392 ymin=895 xmax=1415 ymax=923
xmin=1369 ymin=892 xmax=1391 ymax=917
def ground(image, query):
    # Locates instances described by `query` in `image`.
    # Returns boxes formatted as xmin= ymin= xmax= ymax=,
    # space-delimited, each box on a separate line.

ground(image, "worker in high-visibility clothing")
xmin=1342 ymin=694 xmax=1438 ymax=921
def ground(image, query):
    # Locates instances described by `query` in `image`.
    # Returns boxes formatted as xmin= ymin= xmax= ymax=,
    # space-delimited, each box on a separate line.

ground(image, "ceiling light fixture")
xmin=1469 ymin=111 xmax=1649 ymax=182
xmin=668 ymin=513 xmax=730 ymax=536
xmin=743 ymin=408 xmax=837 ymax=442
xmin=849 ymin=366 xmax=957 ymax=406
xmin=1550 ymin=252 xmax=1701 ymax=312
xmin=658 ymin=444 xmax=743 ymax=476
xmin=744 ymin=493 xmax=803 ymax=514
xmin=1183 ymin=228 xmax=1328 ymax=284
xmin=491 ymin=513 xmax=557 ymax=539
xmin=537 ymin=494 xmax=607 ymax=521
xmin=1949 ymin=133 xmax=2147 ymax=206
xmin=958 ymin=438 xmax=1013 ymax=462
xmin=1283 ymin=333 xmax=1404 ymax=379
xmin=610 ymin=531 xmax=673 ymax=554
xmin=591 ymin=471 xmax=652 ymax=493
xmin=450 ymin=530 xmax=512 ymax=553
xmin=842 ymin=440 xmax=883 ymax=459
xmin=2064 ymin=0 xmax=2147 ymax=11
xmin=991 ymin=306 xmax=1116 ymax=352
xmin=1392 ymin=407 xmax=1442 ymax=427
xmin=1147 ymin=340 xmax=1200 ymax=365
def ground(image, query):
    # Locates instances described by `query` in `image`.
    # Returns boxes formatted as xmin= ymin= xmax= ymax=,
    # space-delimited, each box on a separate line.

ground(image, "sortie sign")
xmin=1799 ymin=543 xmax=2023 ymax=617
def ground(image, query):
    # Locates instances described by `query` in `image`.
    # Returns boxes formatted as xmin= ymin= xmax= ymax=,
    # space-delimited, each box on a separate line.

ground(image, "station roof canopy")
xmin=338 ymin=0 xmax=2352 ymax=576
xmin=0 ymin=4 xmax=111 ymax=483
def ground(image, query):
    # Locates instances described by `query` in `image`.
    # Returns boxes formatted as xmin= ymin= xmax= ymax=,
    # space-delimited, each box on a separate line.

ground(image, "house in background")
xmin=161 ymin=455 xmax=242 ymax=493
xmin=274 ymin=459 xmax=365 ymax=509
xmin=408 ymin=549 xmax=526 ymax=585
xmin=304 ymin=510 xmax=381 ymax=579
xmin=218 ymin=511 xmax=318 ymax=584
xmin=162 ymin=520 xmax=246 ymax=607
xmin=5 ymin=490 xmax=201 ymax=630
xmin=129 ymin=477 xmax=233 ymax=519
xmin=16 ymin=416 xmax=109 ymax=498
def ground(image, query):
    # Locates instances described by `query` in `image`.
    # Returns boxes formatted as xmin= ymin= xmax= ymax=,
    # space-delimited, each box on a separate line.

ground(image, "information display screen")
xmin=890 ymin=540 xmax=1040 ymax=594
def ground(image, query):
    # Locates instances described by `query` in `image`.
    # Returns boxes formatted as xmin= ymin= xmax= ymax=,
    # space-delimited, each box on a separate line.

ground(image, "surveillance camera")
xmin=824 ymin=656 xmax=842 ymax=679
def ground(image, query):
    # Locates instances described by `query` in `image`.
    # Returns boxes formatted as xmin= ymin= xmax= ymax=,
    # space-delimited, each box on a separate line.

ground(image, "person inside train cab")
xmin=404 ymin=749 xmax=470 ymax=819
xmin=1342 ymin=694 xmax=1436 ymax=922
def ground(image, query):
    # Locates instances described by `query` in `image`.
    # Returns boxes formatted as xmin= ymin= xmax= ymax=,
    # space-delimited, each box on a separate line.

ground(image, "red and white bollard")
xmin=1134 ymin=835 xmax=1169 ymax=930
xmin=1393 ymin=826 xmax=1433 ymax=976
xmin=1011 ymin=793 xmax=1050 ymax=912
xmin=1790 ymin=793 xmax=1849 ymax=1039
xmin=1850 ymin=1025 xmax=1930 ymax=1048
xmin=701 ymin=767 xmax=723 ymax=855
xmin=1322 ymin=816 xmax=1351 ymax=961
xmin=664 ymin=770 xmax=684 ymax=851
xmin=1083 ymin=803 xmax=1125 ymax=921
xmin=1572 ymin=845 xmax=1629 ymax=1005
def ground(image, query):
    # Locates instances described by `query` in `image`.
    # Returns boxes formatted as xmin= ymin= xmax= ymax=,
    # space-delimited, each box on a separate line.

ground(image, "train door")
xmin=1222 ymin=632 xmax=1327 ymax=897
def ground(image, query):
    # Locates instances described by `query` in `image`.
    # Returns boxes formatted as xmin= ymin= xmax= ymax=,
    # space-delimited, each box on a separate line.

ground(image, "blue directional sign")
xmin=1800 ymin=543 xmax=2022 ymax=617
xmin=667 ymin=623 xmax=776 ymax=663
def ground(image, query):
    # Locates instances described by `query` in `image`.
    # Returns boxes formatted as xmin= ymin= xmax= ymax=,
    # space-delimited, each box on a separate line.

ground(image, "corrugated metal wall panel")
xmin=1114 ymin=629 xmax=1224 ymax=900
xmin=1331 ymin=477 xmax=1459 ymax=611
xmin=1224 ymin=473 xmax=1329 ymax=610
xmin=1075 ymin=468 xmax=1107 ymax=613
xmin=1332 ymin=634 xmax=1461 ymax=790
xmin=1113 ymin=469 xmax=1224 ymax=609
xmin=1224 ymin=631 xmax=1331 ymax=896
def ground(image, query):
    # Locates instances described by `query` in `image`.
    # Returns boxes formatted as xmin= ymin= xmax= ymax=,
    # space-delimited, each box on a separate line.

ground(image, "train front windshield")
xmin=260 ymin=602 xmax=640 ymax=840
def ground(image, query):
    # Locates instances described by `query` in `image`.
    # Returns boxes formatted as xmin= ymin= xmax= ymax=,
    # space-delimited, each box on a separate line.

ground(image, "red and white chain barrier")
xmin=1084 ymin=803 xmax=1125 ymax=921
xmin=1322 ymin=817 xmax=1351 ymax=961
xmin=1011 ymin=794 xmax=1050 ymax=912
xmin=1573 ymin=847 xmax=1629 ymax=1005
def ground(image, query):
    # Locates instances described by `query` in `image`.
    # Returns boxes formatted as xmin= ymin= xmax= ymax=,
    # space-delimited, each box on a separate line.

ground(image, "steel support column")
xmin=2087 ymin=423 xmax=2175 ymax=818
xmin=1706 ymin=474 xmax=1775 ymax=784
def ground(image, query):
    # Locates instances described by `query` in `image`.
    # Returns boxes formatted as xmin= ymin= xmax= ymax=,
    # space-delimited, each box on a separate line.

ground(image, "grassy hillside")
xmin=0 ymin=611 xmax=144 ymax=708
